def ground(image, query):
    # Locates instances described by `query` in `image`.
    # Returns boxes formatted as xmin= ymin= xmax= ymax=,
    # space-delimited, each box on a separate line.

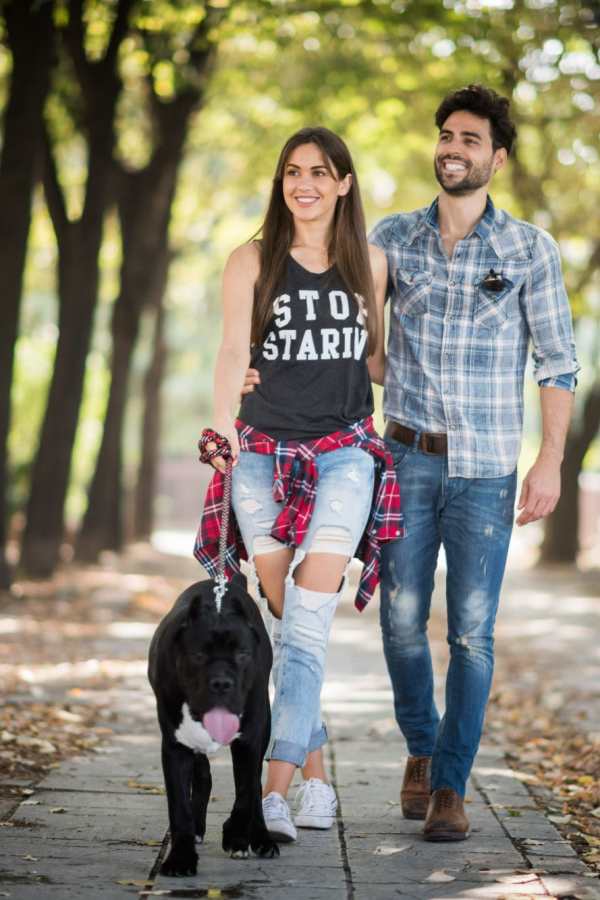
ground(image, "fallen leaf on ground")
xmin=373 ymin=844 xmax=412 ymax=855
xmin=425 ymin=870 xmax=456 ymax=883
xmin=127 ymin=780 xmax=164 ymax=794
xmin=497 ymin=873 xmax=540 ymax=884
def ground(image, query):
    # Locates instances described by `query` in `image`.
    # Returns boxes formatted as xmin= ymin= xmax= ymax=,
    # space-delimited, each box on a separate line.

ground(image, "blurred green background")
xmin=1 ymin=0 xmax=599 ymax=586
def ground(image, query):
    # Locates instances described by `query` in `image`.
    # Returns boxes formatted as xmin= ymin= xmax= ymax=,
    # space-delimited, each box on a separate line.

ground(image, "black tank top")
xmin=238 ymin=254 xmax=373 ymax=441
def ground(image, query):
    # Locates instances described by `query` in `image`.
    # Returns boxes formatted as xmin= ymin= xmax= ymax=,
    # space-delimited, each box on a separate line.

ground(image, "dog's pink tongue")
xmin=202 ymin=708 xmax=240 ymax=745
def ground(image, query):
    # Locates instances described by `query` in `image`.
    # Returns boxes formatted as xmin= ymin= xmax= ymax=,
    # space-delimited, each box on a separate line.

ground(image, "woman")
xmin=196 ymin=126 xmax=400 ymax=842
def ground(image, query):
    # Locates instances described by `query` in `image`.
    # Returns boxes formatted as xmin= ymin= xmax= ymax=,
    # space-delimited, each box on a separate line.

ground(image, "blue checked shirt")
xmin=370 ymin=196 xmax=579 ymax=478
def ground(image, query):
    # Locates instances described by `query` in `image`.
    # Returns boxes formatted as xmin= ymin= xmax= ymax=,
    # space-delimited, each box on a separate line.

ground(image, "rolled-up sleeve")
xmin=521 ymin=231 xmax=580 ymax=385
xmin=539 ymin=372 xmax=577 ymax=392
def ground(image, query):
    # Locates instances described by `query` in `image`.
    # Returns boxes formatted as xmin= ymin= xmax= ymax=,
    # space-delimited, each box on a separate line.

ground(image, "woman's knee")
xmin=281 ymin=583 xmax=339 ymax=668
xmin=294 ymin=527 xmax=353 ymax=592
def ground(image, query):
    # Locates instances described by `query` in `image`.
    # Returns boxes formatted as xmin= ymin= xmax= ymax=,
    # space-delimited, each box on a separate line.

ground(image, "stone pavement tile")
xmin=0 ymin=847 xmax=152 ymax=882
xmin=40 ymin=771 xmax=163 ymax=793
xmin=541 ymin=874 xmax=600 ymax=898
xmin=352 ymin=876 xmax=550 ymax=899
xmin=0 ymin=885 xmax=141 ymax=900
xmin=526 ymin=853 xmax=589 ymax=871
xmin=0 ymin=806 xmax=165 ymax=844
xmin=512 ymin=840 xmax=579 ymax=859
xmin=156 ymin=860 xmax=344 ymax=890
xmin=18 ymin=788 xmax=165 ymax=814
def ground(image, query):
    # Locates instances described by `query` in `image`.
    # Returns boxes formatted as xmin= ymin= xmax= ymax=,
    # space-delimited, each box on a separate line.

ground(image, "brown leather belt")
xmin=384 ymin=420 xmax=448 ymax=455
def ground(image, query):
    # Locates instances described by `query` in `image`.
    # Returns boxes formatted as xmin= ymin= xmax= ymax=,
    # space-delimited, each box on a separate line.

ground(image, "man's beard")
xmin=434 ymin=155 xmax=494 ymax=196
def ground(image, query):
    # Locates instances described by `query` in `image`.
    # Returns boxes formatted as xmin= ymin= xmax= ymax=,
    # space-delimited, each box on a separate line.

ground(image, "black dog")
xmin=148 ymin=574 xmax=279 ymax=876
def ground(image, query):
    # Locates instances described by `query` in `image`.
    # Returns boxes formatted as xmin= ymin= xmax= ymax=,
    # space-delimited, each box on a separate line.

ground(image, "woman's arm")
xmin=367 ymin=243 xmax=388 ymax=386
xmin=210 ymin=242 xmax=260 ymax=469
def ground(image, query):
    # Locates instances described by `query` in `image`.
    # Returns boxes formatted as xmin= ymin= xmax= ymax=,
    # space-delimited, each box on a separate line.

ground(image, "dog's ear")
xmin=186 ymin=588 xmax=218 ymax=624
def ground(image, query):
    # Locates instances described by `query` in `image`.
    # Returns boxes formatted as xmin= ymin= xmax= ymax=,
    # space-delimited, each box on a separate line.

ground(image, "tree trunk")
xmin=76 ymin=95 xmax=197 ymax=561
xmin=20 ymin=226 xmax=105 ymax=575
xmin=0 ymin=0 xmax=54 ymax=589
xmin=539 ymin=382 xmax=600 ymax=563
xmin=19 ymin=0 xmax=134 ymax=577
xmin=134 ymin=268 xmax=168 ymax=542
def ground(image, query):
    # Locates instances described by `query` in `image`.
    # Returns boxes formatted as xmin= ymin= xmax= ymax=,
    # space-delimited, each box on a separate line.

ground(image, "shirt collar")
xmin=407 ymin=194 xmax=502 ymax=257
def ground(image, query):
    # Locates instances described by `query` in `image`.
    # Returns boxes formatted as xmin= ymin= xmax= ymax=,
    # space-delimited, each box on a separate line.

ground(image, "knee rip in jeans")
xmin=288 ymin=526 xmax=353 ymax=593
xmin=450 ymin=632 xmax=493 ymax=659
xmin=284 ymin=586 xmax=339 ymax=666
xmin=240 ymin=496 xmax=263 ymax=514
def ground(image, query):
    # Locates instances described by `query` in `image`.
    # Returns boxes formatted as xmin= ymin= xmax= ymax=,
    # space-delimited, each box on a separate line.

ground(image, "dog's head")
xmin=174 ymin=577 xmax=262 ymax=740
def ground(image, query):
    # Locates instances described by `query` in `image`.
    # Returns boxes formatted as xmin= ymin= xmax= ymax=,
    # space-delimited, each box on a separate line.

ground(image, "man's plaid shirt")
xmin=370 ymin=196 xmax=579 ymax=478
xmin=194 ymin=417 xmax=404 ymax=611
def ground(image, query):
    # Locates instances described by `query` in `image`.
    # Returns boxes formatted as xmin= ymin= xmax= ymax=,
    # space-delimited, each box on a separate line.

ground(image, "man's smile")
xmin=439 ymin=157 xmax=470 ymax=174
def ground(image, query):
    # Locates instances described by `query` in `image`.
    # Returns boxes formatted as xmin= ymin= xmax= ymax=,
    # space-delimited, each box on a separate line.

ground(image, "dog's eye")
xmin=194 ymin=652 xmax=208 ymax=664
xmin=235 ymin=651 xmax=251 ymax=665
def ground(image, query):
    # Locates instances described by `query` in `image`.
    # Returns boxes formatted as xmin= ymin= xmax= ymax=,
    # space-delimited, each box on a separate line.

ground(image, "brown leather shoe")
xmin=400 ymin=755 xmax=431 ymax=820
xmin=423 ymin=788 xmax=470 ymax=841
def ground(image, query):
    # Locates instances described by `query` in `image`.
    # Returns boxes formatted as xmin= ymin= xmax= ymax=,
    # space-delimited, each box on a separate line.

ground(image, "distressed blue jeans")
xmin=232 ymin=447 xmax=375 ymax=766
xmin=380 ymin=436 xmax=517 ymax=797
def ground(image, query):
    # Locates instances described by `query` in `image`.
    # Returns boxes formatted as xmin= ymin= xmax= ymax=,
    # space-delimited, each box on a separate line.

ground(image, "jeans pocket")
xmin=385 ymin=437 xmax=411 ymax=470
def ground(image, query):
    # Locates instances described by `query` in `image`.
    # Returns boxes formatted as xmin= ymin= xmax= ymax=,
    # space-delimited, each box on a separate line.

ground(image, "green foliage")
xmin=5 ymin=0 xmax=600 ymax=519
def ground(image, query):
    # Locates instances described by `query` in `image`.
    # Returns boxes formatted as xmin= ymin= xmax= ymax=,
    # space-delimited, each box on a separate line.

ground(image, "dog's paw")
xmin=251 ymin=831 xmax=280 ymax=858
xmin=160 ymin=843 xmax=198 ymax=877
xmin=222 ymin=819 xmax=250 ymax=857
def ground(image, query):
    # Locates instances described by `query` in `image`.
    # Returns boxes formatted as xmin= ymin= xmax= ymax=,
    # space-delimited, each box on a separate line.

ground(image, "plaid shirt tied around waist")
xmin=194 ymin=417 xmax=404 ymax=611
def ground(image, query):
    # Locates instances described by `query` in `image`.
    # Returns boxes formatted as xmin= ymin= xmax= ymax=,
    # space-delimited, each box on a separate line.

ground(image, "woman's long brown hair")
xmin=251 ymin=127 xmax=377 ymax=354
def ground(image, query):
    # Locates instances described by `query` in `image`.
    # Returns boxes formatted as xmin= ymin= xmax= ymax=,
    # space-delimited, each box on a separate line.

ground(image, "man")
xmin=242 ymin=83 xmax=579 ymax=842
xmin=368 ymin=84 xmax=578 ymax=841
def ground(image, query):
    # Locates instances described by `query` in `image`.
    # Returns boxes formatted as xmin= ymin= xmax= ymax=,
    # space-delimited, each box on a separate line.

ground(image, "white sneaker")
xmin=262 ymin=791 xmax=297 ymax=842
xmin=294 ymin=778 xmax=338 ymax=829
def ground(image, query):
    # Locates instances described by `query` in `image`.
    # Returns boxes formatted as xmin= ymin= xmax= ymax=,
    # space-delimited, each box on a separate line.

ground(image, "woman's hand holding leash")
xmin=198 ymin=426 xmax=239 ymax=473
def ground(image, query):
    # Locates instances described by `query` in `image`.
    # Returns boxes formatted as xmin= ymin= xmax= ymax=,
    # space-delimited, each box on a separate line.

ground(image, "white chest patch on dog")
xmin=175 ymin=703 xmax=238 ymax=756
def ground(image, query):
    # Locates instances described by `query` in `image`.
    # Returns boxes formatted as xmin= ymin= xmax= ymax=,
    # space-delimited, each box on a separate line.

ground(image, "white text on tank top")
xmin=261 ymin=289 xmax=368 ymax=362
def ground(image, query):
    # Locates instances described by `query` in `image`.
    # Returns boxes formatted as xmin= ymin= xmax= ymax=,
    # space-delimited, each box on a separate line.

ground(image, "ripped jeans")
xmin=232 ymin=447 xmax=374 ymax=766
xmin=380 ymin=437 xmax=517 ymax=796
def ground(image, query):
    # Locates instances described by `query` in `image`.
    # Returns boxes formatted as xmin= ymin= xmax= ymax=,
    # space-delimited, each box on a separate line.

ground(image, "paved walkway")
xmin=1 ymin=545 xmax=599 ymax=899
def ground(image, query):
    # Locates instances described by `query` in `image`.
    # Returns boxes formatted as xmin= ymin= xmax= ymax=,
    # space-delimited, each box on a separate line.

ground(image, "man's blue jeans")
xmin=380 ymin=436 xmax=517 ymax=797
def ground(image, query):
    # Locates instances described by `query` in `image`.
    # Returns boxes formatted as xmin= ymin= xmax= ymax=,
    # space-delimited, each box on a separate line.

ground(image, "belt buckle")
xmin=422 ymin=433 xmax=437 ymax=455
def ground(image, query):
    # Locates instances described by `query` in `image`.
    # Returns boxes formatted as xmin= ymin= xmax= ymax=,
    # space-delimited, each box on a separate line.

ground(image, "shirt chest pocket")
xmin=473 ymin=262 xmax=528 ymax=329
xmin=393 ymin=268 xmax=433 ymax=317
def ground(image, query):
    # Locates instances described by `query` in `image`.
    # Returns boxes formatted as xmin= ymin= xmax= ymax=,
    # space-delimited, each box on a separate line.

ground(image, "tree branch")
xmin=64 ymin=0 xmax=90 ymax=92
xmin=104 ymin=0 xmax=137 ymax=68
xmin=41 ymin=122 xmax=70 ymax=241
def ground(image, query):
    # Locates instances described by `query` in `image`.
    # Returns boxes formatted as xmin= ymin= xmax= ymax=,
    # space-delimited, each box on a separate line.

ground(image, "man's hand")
xmin=242 ymin=368 xmax=261 ymax=395
xmin=516 ymin=455 xmax=561 ymax=526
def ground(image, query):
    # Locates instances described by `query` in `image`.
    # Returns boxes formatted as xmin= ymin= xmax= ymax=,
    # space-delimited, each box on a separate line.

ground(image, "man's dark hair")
xmin=435 ymin=84 xmax=517 ymax=155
